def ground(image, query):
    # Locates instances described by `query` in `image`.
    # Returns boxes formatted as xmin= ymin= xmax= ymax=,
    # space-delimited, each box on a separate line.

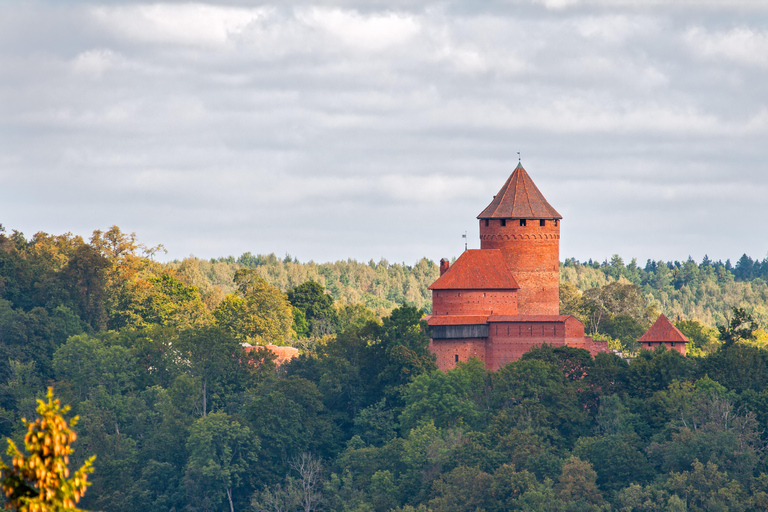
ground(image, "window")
xmin=484 ymin=219 xmax=489 ymax=227
xmin=671 ymin=342 xmax=676 ymax=347
xmin=520 ymin=219 xmax=526 ymax=226
xmin=454 ymin=354 xmax=459 ymax=363
xmin=501 ymin=219 xmax=506 ymax=227
xmin=540 ymin=219 xmax=546 ymax=227
xmin=554 ymin=220 xmax=558 ymax=226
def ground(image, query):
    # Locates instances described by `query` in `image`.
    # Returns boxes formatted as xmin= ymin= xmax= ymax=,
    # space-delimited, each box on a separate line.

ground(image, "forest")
xmin=1 ymin=224 xmax=768 ymax=511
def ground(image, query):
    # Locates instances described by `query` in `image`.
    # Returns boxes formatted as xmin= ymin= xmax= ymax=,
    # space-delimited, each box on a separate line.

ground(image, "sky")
xmin=2 ymin=0 xmax=767 ymax=266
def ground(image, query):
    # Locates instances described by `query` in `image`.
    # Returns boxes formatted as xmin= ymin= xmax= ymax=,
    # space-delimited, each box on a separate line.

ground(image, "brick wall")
xmin=430 ymin=338 xmax=487 ymax=371
xmin=479 ymin=218 xmax=560 ymax=315
xmin=432 ymin=289 xmax=518 ymax=316
xmin=640 ymin=341 xmax=686 ymax=355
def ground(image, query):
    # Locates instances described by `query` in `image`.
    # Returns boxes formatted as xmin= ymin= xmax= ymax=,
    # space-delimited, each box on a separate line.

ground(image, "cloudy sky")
xmin=2 ymin=0 xmax=767 ymax=265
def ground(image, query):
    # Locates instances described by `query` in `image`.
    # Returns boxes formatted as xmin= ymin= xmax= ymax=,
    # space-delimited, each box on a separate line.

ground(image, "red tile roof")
xmin=426 ymin=315 xmax=489 ymax=326
xmin=428 ymin=249 xmax=519 ymax=290
xmin=638 ymin=314 xmax=689 ymax=343
xmin=245 ymin=344 xmax=299 ymax=366
xmin=478 ymin=163 xmax=562 ymax=220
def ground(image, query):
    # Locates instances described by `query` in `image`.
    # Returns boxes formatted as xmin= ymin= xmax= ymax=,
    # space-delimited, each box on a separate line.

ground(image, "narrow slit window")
xmin=520 ymin=219 xmax=526 ymax=226
xmin=554 ymin=220 xmax=558 ymax=226
xmin=484 ymin=219 xmax=489 ymax=227
xmin=501 ymin=219 xmax=506 ymax=227
xmin=540 ymin=219 xmax=546 ymax=227
xmin=454 ymin=354 xmax=459 ymax=363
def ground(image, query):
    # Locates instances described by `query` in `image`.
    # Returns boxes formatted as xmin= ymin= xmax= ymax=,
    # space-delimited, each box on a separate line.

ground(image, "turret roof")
xmin=477 ymin=163 xmax=562 ymax=220
xmin=638 ymin=314 xmax=690 ymax=343
xmin=428 ymin=249 xmax=519 ymax=290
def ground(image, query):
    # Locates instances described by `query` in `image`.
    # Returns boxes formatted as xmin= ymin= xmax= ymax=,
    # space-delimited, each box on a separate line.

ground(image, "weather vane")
xmin=462 ymin=231 xmax=467 ymax=252
xmin=517 ymin=151 xmax=521 ymax=163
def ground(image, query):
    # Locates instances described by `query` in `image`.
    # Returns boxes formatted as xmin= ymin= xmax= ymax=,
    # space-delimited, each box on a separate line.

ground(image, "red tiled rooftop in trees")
xmin=428 ymin=249 xmax=519 ymax=290
xmin=638 ymin=314 xmax=690 ymax=343
xmin=244 ymin=344 xmax=299 ymax=366
xmin=477 ymin=163 xmax=562 ymax=220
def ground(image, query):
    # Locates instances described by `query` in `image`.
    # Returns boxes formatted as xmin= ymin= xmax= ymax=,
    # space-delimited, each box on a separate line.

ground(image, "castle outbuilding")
xmin=637 ymin=314 xmax=688 ymax=355
xmin=425 ymin=163 xmax=607 ymax=371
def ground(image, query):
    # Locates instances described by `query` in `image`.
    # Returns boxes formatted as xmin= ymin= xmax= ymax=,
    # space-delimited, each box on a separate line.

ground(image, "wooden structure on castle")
xmin=425 ymin=163 xmax=608 ymax=371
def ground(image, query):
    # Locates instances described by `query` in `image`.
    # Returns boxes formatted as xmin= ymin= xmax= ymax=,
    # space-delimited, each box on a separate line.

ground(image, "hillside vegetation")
xmin=2 ymin=224 xmax=768 ymax=511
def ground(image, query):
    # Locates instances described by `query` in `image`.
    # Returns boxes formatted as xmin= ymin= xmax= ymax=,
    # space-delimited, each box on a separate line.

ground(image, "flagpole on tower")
xmin=462 ymin=231 xmax=467 ymax=252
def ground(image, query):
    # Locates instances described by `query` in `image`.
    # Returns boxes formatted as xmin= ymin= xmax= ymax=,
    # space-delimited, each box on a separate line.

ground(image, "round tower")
xmin=477 ymin=163 xmax=561 ymax=316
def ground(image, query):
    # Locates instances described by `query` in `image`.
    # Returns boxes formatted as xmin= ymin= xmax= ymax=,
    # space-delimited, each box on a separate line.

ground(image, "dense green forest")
xmin=2 ymin=225 xmax=768 ymax=511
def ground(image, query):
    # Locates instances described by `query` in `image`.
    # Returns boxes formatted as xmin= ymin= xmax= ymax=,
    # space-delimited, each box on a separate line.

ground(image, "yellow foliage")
xmin=0 ymin=388 xmax=94 ymax=512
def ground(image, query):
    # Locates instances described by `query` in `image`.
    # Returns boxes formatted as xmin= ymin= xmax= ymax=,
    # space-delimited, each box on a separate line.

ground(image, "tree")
xmin=251 ymin=453 xmax=324 ymax=512
xmin=287 ymin=281 xmax=337 ymax=337
xmin=554 ymin=457 xmax=605 ymax=510
xmin=289 ymin=453 xmax=323 ymax=512
xmin=214 ymin=270 xmax=294 ymax=345
xmin=178 ymin=325 xmax=257 ymax=417
xmin=718 ymin=307 xmax=758 ymax=347
xmin=185 ymin=412 xmax=258 ymax=512
xmin=0 ymin=388 xmax=95 ymax=511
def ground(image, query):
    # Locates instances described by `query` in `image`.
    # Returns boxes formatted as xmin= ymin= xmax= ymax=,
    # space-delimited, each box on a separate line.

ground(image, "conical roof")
xmin=638 ymin=314 xmax=689 ymax=343
xmin=477 ymin=163 xmax=562 ymax=219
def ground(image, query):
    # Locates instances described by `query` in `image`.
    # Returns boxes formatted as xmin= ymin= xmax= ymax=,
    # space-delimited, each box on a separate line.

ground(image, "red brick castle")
xmin=425 ymin=163 xmax=608 ymax=371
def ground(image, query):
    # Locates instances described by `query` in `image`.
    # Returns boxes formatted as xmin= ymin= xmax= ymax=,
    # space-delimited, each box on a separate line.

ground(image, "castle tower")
xmin=477 ymin=163 xmax=562 ymax=315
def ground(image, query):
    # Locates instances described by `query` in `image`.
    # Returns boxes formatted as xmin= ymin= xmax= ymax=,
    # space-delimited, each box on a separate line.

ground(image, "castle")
xmin=425 ymin=163 xmax=608 ymax=371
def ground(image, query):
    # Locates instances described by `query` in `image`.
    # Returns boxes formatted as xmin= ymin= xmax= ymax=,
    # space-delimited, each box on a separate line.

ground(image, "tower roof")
xmin=477 ymin=163 xmax=562 ymax=220
xmin=429 ymin=249 xmax=519 ymax=290
xmin=638 ymin=314 xmax=690 ymax=343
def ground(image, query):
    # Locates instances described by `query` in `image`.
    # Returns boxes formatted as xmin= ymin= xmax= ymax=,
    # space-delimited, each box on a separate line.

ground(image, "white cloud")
xmin=4 ymin=1 xmax=768 ymax=263
xmin=685 ymin=26 xmax=768 ymax=67
xmin=71 ymin=49 xmax=119 ymax=78
xmin=377 ymin=174 xmax=486 ymax=203
xmin=575 ymin=15 xmax=658 ymax=43
xmin=296 ymin=8 xmax=420 ymax=51
xmin=89 ymin=3 xmax=269 ymax=48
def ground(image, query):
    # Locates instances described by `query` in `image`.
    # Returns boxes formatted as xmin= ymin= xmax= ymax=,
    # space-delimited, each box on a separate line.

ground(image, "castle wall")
xmin=479 ymin=218 xmax=560 ymax=315
xmin=430 ymin=338 xmax=487 ymax=371
xmin=432 ymin=289 xmax=518 ymax=316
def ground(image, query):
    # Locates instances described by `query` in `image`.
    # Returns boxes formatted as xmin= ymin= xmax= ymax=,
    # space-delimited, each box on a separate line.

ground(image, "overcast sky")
xmin=2 ymin=0 xmax=767 ymax=265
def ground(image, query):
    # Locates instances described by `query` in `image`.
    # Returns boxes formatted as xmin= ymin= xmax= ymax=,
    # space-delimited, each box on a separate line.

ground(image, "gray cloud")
xmin=2 ymin=1 xmax=767 ymax=266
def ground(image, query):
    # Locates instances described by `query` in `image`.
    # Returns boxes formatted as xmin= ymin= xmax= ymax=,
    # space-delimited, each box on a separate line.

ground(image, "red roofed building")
xmin=637 ymin=314 xmax=688 ymax=355
xmin=427 ymin=163 xmax=607 ymax=371
xmin=244 ymin=344 xmax=300 ymax=366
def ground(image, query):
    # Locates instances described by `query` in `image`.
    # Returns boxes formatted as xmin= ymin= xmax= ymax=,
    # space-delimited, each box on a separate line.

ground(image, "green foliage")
xmin=6 ymin=226 xmax=768 ymax=511
xmin=718 ymin=307 xmax=759 ymax=347
xmin=214 ymin=269 xmax=295 ymax=345
xmin=185 ymin=412 xmax=258 ymax=512
xmin=288 ymin=280 xmax=338 ymax=337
